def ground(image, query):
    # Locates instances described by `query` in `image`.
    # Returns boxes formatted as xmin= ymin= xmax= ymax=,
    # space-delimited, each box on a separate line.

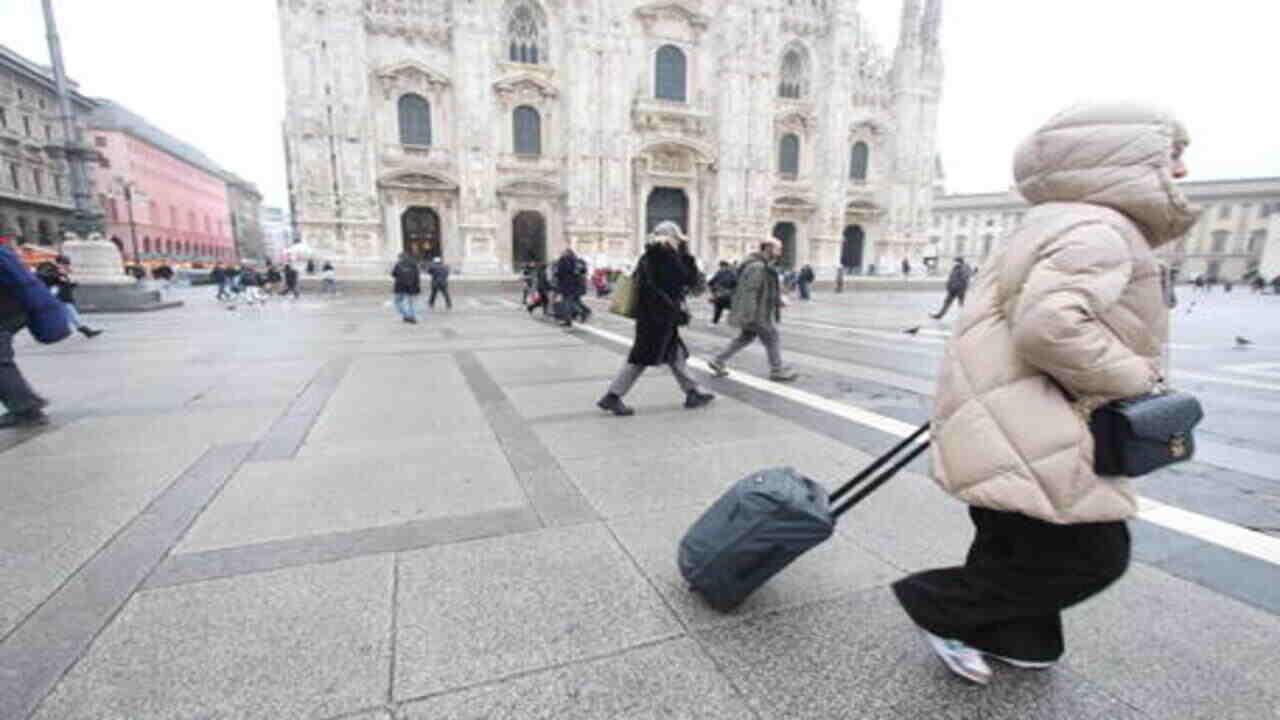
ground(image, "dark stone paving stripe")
xmin=250 ymin=356 xmax=353 ymax=461
xmin=0 ymin=443 xmax=254 ymax=720
xmin=454 ymin=351 xmax=599 ymax=527
xmin=144 ymin=506 xmax=543 ymax=590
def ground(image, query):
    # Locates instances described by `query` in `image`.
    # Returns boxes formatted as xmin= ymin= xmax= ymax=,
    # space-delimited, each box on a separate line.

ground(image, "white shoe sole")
xmin=922 ymin=632 xmax=992 ymax=685
xmin=985 ymin=654 xmax=1057 ymax=670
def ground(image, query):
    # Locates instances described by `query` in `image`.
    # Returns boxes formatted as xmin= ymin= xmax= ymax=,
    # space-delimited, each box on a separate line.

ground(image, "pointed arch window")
xmin=779 ymin=47 xmax=809 ymax=99
xmin=850 ymin=142 xmax=869 ymax=182
xmin=398 ymin=94 xmax=431 ymax=147
xmin=779 ymin=133 xmax=800 ymax=177
xmin=513 ymin=105 xmax=542 ymax=156
xmin=655 ymin=45 xmax=687 ymax=102
xmin=507 ymin=1 xmax=547 ymax=64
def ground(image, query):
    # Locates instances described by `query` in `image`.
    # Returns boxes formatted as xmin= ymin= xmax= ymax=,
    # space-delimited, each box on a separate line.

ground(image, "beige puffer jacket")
xmin=930 ymin=102 xmax=1199 ymax=524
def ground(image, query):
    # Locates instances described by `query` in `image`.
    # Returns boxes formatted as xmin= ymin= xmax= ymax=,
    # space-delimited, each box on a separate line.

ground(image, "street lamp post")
xmin=120 ymin=181 xmax=141 ymax=269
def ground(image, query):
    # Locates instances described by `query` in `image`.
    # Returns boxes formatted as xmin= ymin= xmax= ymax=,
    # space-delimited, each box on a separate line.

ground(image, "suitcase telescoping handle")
xmin=828 ymin=422 xmax=930 ymax=520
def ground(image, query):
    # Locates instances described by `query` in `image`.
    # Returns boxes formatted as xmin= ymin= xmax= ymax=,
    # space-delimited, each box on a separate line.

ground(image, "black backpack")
xmin=393 ymin=262 xmax=418 ymax=286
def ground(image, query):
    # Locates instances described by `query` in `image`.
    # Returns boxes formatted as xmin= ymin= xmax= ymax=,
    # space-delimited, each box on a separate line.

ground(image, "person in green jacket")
xmin=706 ymin=238 xmax=798 ymax=382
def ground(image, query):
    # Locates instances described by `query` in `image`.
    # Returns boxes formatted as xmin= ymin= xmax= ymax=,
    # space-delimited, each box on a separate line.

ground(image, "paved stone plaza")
xmin=2 ymin=285 xmax=1280 ymax=720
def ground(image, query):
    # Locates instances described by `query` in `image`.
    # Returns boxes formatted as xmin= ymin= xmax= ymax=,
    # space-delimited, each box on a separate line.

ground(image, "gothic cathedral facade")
xmin=278 ymin=0 xmax=943 ymax=275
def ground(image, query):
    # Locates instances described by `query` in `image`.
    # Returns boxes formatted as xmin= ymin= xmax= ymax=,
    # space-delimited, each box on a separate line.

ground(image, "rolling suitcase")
xmin=678 ymin=423 xmax=930 ymax=611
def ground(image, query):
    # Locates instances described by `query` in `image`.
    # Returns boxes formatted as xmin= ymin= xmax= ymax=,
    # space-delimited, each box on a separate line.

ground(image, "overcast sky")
xmin=3 ymin=0 xmax=1277 ymax=209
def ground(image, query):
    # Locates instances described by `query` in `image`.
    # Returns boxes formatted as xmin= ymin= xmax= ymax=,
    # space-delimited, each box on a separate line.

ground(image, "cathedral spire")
xmin=898 ymin=0 xmax=922 ymax=49
xmin=922 ymin=0 xmax=942 ymax=51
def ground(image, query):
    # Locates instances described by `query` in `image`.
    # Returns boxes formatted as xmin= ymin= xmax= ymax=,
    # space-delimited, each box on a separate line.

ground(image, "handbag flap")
xmin=1107 ymin=392 xmax=1204 ymax=441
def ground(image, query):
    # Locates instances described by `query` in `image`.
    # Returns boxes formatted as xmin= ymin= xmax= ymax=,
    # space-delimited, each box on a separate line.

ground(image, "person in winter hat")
xmin=893 ymin=101 xmax=1198 ymax=686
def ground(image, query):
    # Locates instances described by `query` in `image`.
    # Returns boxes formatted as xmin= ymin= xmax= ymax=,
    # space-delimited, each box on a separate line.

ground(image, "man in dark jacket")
xmin=392 ymin=253 xmax=421 ymax=323
xmin=708 ymin=261 xmax=736 ymax=325
xmin=930 ymin=257 xmax=971 ymax=319
xmin=426 ymin=256 xmax=452 ymax=309
xmin=554 ymin=245 xmax=589 ymax=327
xmin=525 ymin=262 xmax=554 ymax=316
xmin=282 ymin=263 xmax=300 ymax=299
xmin=798 ymin=264 xmax=815 ymax=301
xmin=238 ymin=264 xmax=265 ymax=305
xmin=0 ymin=238 xmax=49 ymax=427
xmin=597 ymin=222 xmax=713 ymax=416
xmin=210 ymin=263 xmax=229 ymax=300
xmin=707 ymin=239 xmax=798 ymax=382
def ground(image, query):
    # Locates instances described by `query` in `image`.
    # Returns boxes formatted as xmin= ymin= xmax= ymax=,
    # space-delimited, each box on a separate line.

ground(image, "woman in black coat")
xmin=597 ymin=223 xmax=713 ymax=416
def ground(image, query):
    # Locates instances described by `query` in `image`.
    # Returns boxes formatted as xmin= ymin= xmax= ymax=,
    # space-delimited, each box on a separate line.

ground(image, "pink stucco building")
xmin=86 ymin=100 xmax=235 ymax=265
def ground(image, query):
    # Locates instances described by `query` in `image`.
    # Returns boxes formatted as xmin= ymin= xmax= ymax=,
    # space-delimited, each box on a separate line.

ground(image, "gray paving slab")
xmin=833 ymin=469 xmax=975 ymax=573
xmin=474 ymin=346 xmax=628 ymax=385
xmin=0 ymin=447 xmax=207 ymax=639
xmin=177 ymin=444 xmax=528 ymax=553
xmin=503 ymin=376 xmax=699 ymax=419
xmin=695 ymin=588 xmax=1149 ymax=720
xmin=610 ymin=504 xmax=899 ymax=628
xmin=30 ymin=556 xmax=394 ymax=720
xmin=560 ymin=432 xmax=874 ymax=519
xmin=1064 ymin=564 xmax=1280 ymax=719
xmin=1 ymin=407 xmax=280 ymax=459
xmin=149 ymin=507 xmax=542 ymax=590
xmin=393 ymin=523 xmax=682 ymax=700
xmin=0 ymin=444 xmax=253 ymax=720
xmin=401 ymin=638 xmax=753 ymax=719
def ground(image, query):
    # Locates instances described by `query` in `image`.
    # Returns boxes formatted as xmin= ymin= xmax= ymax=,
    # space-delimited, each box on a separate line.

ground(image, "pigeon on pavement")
xmin=904 ymin=327 xmax=921 ymax=336
xmin=1236 ymin=336 xmax=1252 ymax=347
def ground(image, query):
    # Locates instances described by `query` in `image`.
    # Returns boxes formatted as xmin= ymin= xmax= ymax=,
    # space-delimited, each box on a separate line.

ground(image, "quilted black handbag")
xmin=1089 ymin=390 xmax=1204 ymax=477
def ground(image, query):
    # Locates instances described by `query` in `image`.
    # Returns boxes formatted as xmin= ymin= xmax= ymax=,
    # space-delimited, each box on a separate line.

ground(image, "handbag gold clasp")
xmin=1169 ymin=435 xmax=1188 ymax=459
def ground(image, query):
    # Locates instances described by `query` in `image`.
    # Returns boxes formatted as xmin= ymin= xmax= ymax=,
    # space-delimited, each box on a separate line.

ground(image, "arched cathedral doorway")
xmin=773 ymin=222 xmax=797 ymax=269
xmin=645 ymin=188 xmax=689 ymax=237
xmin=512 ymin=210 xmax=546 ymax=271
xmin=402 ymin=207 xmax=441 ymax=262
xmin=841 ymin=225 xmax=865 ymax=272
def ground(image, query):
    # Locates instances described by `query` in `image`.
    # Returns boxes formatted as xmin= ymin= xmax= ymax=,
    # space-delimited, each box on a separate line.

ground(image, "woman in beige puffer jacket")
xmin=892 ymin=102 xmax=1198 ymax=685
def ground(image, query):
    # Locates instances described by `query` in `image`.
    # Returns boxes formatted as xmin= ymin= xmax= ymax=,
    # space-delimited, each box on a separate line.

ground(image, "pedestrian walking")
xmin=391 ymin=253 xmax=421 ymax=323
xmin=0 ymin=237 xmax=49 ymax=428
xmin=525 ymin=262 xmax=554 ymax=316
xmin=706 ymin=238 xmax=798 ymax=382
xmin=37 ymin=256 xmax=102 ymax=338
xmin=282 ymin=263 xmax=301 ymax=300
xmin=597 ymin=222 xmax=713 ymax=416
xmin=320 ymin=262 xmax=337 ymax=295
xmin=211 ymin=263 xmax=230 ymax=300
xmin=238 ymin=264 xmax=265 ymax=305
xmin=707 ymin=261 xmax=736 ymax=325
xmin=554 ymin=244 xmax=589 ymax=327
xmin=521 ymin=263 xmax=536 ymax=304
xmin=425 ymin=256 xmax=452 ymax=310
xmin=930 ymin=257 xmax=972 ymax=319
xmin=798 ymin=264 xmax=815 ymax=301
xmin=264 ymin=262 xmax=283 ymax=295
xmin=902 ymin=257 xmax=912 ymax=277
xmin=892 ymin=101 xmax=1198 ymax=686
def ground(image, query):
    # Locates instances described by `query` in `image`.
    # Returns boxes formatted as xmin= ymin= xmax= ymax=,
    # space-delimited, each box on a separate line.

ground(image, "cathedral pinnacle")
xmin=922 ymin=0 xmax=942 ymax=50
xmin=897 ymin=0 xmax=922 ymax=49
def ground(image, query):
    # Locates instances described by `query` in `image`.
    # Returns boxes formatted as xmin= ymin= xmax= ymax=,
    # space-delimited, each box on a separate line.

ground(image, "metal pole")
xmin=124 ymin=183 xmax=139 ymax=266
xmin=41 ymin=0 xmax=96 ymax=234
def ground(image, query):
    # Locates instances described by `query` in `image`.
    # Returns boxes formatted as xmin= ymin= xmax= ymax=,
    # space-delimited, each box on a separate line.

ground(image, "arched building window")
xmin=849 ymin=142 xmax=869 ymax=182
xmin=778 ymin=46 xmax=809 ymax=99
xmin=506 ymin=1 xmax=547 ymax=64
xmin=398 ymin=94 xmax=432 ymax=146
xmin=779 ymin=133 xmax=800 ymax=176
xmin=655 ymin=45 xmax=687 ymax=102
xmin=513 ymin=105 xmax=542 ymax=156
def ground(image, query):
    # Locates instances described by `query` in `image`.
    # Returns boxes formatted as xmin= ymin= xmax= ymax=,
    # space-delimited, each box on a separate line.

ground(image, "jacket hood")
xmin=1013 ymin=102 xmax=1199 ymax=246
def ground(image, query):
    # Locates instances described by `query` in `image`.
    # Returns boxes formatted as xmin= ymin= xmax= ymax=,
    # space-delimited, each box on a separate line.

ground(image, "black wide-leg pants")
xmin=892 ymin=506 xmax=1130 ymax=663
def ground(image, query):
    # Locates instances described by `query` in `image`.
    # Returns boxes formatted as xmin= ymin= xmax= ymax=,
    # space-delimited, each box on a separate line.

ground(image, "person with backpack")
xmin=707 ymin=261 xmax=737 ymax=325
xmin=426 ymin=256 xmax=452 ymax=310
xmin=392 ymin=253 xmax=421 ymax=323
xmin=706 ymin=238 xmax=798 ymax=382
xmin=0 ymin=235 xmax=50 ymax=428
xmin=597 ymin=221 xmax=713 ymax=416
xmin=37 ymin=256 xmax=103 ymax=339
xmin=798 ymin=264 xmax=815 ymax=301
xmin=554 ymin=244 xmax=589 ymax=327
xmin=892 ymin=101 xmax=1197 ymax=686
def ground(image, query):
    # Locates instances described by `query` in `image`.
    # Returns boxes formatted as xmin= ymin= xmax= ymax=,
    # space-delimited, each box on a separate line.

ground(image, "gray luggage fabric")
xmin=678 ymin=467 xmax=835 ymax=611
xmin=678 ymin=424 xmax=931 ymax=611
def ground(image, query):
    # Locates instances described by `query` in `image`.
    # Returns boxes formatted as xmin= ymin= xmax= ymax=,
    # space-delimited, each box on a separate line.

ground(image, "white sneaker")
xmin=985 ymin=653 xmax=1057 ymax=670
xmin=921 ymin=631 xmax=992 ymax=685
